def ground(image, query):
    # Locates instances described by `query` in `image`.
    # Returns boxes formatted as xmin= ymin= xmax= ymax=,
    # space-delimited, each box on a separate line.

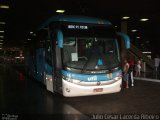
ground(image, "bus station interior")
xmin=1 ymin=0 xmax=160 ymax=119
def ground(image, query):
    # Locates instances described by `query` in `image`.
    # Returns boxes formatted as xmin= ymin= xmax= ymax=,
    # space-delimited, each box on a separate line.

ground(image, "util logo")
xmin=88 ymin=76 xmax=97 ymax=81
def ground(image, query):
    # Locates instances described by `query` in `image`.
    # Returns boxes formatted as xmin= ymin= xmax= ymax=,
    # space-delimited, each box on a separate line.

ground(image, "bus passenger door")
xmin=53 ymin=39 xmax=63 ymax=93
xmin=49 ymin=30 xmax=63 ymax=94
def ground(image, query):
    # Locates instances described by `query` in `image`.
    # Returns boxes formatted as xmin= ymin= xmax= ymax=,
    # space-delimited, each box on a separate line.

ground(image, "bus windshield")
xmin=63 ymin=37 xmax=120 ymax=73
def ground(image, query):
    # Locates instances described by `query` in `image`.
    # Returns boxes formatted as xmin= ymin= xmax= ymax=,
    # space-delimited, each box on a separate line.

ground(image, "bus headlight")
xmin=114 ymin=76 xmax=122 ymax=81
xmin=62 ymin=76 xmax=73 ymax=83
xmin=63 ymin=76 xmax=81 ymax=84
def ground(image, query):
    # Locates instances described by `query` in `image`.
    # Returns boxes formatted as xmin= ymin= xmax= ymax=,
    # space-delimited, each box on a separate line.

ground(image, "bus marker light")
xmin=107 ymin=73 xmax=112 ymax=78
xmin=109 ymin=73 xmax=112 ymax=78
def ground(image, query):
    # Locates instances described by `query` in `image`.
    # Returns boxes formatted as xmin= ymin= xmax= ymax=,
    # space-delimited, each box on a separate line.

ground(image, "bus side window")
xmin=63 ymin=38 xmax=77 ymax=63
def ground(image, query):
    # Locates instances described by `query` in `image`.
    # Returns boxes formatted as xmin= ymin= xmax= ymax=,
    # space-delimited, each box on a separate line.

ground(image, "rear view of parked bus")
xmin=25 ymin=16 xmax=130 ymax=97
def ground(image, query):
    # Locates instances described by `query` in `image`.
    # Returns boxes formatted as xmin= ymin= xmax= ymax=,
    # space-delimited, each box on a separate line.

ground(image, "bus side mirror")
xmin=57 ymin=30 xmax=63 ymax=48
xmin=116 ymin=32 xmax=130 ymax=49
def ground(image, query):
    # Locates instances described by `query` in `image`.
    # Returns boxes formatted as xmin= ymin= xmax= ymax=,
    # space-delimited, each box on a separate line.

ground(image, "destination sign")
xmin=67 ymin=25 xmax=88 ymax=30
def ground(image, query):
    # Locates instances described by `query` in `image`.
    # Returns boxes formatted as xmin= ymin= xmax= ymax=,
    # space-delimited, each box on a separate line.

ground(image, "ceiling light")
xmin=0 ymin=5 xmax=9 ymax=9
xmin=140 ymin=18 xmax=149 ymax=21
xmin=142 ymin=52 xmax=151 ymax=54
xmin=0 ymin=43 xmax=3 ymax=44
xmin=122 ymin=16 xmax=130 ymax=20
xmin=131 ymin=30 xmax=137 ymax=32
xmin=146 ymin=41 xmax=150 ymax=43
xmin=136 ymin=36 xmax=140 ymax=39
xmin=0 ymin=22 xmax=6 ymax=24
xmin=56 ymin=10 xmax=65 ymax=13
xmin=0 ymin=36 xmax=4 ymax=38
xmin=0 ymin=31 xmax=4 ymax=33
xmin=0 ymin=40 xmax=3 ymax=41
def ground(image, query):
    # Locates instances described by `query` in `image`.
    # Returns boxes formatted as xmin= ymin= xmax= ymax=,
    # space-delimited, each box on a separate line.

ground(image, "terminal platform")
xmin=0 ymin=64 xmax=160 ymax=120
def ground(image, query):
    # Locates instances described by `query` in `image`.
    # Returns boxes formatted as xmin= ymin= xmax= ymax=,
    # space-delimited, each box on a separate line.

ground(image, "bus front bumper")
xmin=62 ymin=78 xmax=122 ymax=97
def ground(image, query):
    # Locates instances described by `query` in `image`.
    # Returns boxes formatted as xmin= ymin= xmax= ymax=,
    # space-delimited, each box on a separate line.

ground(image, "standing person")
xmin=135 ymin=58 xmax=142 ymax=77
xmin=128 ymin=57 xmax=134 ymax=86
xmin=123 ymin=59 xmax=130 ymax=88
xmin=154 ymin=55 xmax=160 ymax=73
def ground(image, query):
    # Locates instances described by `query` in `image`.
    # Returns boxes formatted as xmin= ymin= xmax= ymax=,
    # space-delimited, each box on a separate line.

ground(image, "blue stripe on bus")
xmin=62 ymin=70 xmax=122 ymax=82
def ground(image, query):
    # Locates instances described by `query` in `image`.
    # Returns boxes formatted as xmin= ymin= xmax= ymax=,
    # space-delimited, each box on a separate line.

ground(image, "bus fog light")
xmin=66 ymin=88 xmax=70 ymax=92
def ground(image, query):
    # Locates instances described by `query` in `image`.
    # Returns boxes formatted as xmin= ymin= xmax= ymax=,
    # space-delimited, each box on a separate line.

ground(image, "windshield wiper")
xmin=81 ymin=58 xmax=90 ymax=73
xmin=81 ymin=55 xmax=100 ymax=73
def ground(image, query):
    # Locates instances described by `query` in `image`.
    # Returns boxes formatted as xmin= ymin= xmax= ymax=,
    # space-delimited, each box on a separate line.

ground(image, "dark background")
xmin=1 ymin=0 xmax=160 ymax=55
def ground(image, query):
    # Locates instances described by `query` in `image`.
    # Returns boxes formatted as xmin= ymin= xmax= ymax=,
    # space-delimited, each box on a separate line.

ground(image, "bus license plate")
xmin=93 ymin=88 xmax=103 ymax=92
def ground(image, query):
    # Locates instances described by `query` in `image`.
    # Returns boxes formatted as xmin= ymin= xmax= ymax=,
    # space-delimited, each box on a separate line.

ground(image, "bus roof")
xmin=39 ymin=15 xmax=112 ymax=30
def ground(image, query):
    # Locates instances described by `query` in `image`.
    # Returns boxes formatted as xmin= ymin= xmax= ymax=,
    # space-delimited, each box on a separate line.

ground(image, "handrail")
xmin=128 ymin=44 xmax=154 ymax=69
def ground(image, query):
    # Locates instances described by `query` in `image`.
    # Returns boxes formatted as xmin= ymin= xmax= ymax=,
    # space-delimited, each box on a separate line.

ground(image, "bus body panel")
xmin=25 ymin=51 xmax=37 ymax=79
xmin=36 ymin=48 xmax=45 ymax=82
xmin=45 ymin=63 xmax=52 ymax=75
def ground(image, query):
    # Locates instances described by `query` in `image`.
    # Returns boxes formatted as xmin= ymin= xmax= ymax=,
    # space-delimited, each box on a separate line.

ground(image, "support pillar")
xmin=120 ymin=20 xmax=128 ymax=64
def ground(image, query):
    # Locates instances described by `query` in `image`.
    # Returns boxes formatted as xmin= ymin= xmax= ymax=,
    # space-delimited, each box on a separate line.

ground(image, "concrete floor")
xmin=0 ymin=64 xmax=160 ymax=120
